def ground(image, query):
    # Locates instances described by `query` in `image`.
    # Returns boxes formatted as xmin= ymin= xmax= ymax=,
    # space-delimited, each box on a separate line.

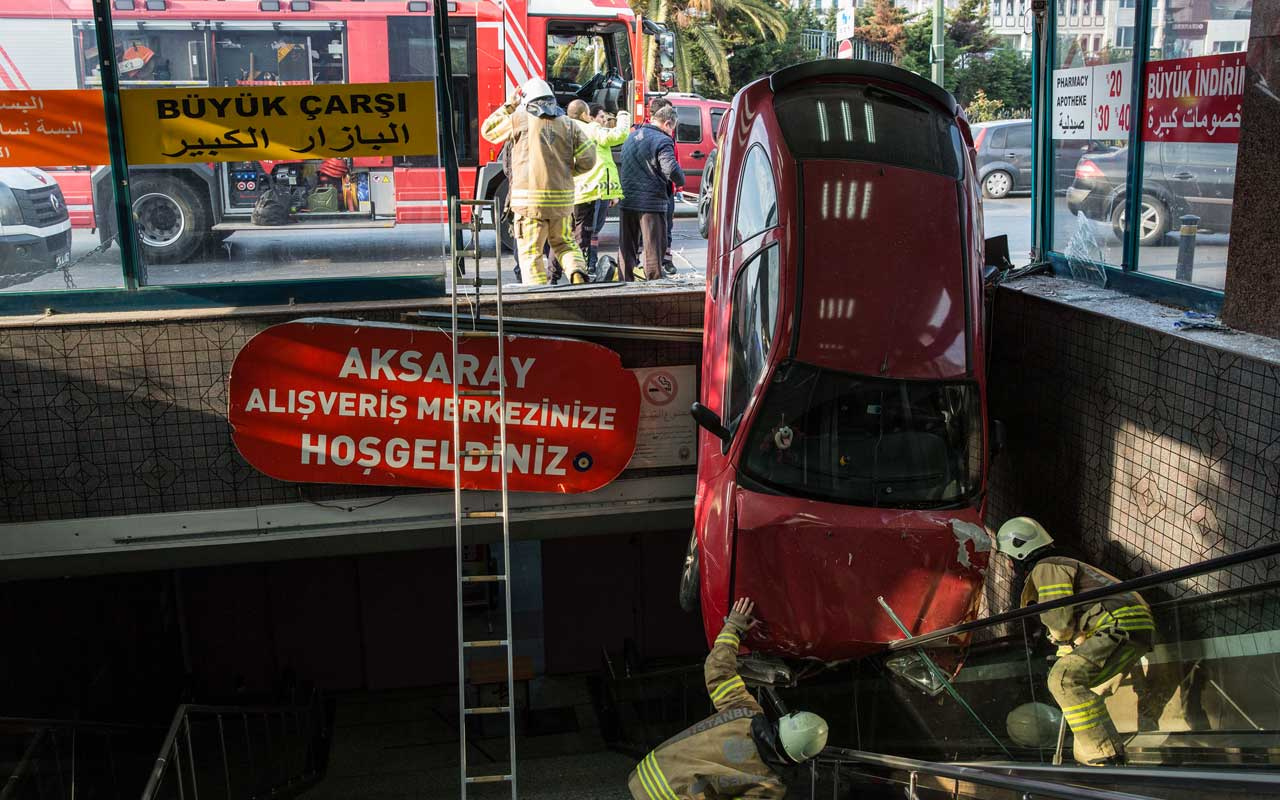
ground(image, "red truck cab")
xmin=684 ymin=60 xmax=993 ymax=665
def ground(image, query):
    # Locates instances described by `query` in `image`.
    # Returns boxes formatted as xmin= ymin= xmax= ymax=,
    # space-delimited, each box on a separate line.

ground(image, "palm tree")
xmin=639 ymin=0 xmax=789 ymax=93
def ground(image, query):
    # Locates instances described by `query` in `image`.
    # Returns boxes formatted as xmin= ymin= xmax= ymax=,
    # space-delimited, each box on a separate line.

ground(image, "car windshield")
xmin=773 ymin=83 xmax=962 ymax=178
xmin=741 ymin=361 xmax=983 ymax=508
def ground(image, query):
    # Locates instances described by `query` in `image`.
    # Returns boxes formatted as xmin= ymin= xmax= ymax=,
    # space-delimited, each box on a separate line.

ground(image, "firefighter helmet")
xmin=1006 ymin=702 xmax=1062 ymax=748
xmin=994 ymin=517 xmax=1054 ymax=561
xmin=520 ymin=78 xmax=555 ymax=102
xmin=778 ymin=711 xmax=828 ymax=762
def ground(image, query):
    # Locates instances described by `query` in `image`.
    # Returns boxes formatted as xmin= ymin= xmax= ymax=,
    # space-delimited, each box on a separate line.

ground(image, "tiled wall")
xmin=984 ymin=282 xmax=1280 ymax=625
xmin=0 ymin=289 xmax=704 ymax=524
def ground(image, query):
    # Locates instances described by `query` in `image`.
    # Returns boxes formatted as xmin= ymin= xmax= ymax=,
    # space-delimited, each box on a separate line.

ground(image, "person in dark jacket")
xmin=647 ymin=96 xmax=678 ymax=276
xmin=619 ymin=105 xmax=684 ymax=281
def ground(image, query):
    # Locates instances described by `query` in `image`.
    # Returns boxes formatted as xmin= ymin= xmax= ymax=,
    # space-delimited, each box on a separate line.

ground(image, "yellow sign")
xmin=119 ymin=82 xmax=437 ymax=164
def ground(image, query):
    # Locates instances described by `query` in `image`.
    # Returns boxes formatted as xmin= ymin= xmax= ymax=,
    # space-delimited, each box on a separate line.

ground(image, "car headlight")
xmin=884 ymin=651 xmax=947 ymax=697
xmin=0 ymin=185 xmax=21 ymax=226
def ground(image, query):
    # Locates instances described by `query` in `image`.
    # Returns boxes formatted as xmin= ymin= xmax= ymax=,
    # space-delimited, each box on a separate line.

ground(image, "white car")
xmin=0 ymin=167 xmax=73 ymax=273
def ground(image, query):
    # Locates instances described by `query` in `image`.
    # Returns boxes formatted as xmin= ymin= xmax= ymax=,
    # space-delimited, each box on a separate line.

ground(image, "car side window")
xmin=725 ymin=244 xmax=781 ymax=427
xmin=1007 ymin=125 xmax=1031 ymax=149
xmin=675 ymin=105 xmax=701 ymax=143
xmin=734 ymin=145 xmax=778 ymax=245
xmin=989 ymin=127 xmax=1007 ymax=149
xmin=710 ymin=108 xmax=726 ymax=140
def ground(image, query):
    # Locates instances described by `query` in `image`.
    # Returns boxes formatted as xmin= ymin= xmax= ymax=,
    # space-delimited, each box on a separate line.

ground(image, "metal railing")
xmin=0 ymin=717 xmax=163 ymax=800
xmin=810 ymin=748 xmax=1161 ymax=800
xmin=138 ymin=694 xmax=326 ymax=800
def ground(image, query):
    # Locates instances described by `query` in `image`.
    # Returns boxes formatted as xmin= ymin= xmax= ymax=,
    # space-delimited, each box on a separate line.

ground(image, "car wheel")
xmin=678 ymin=531 xmax=700 ymax=613
xmin=982 ymin=170 xmax=1013 ymax=200
xmin=1111 ymin=194 xmax=1170 ymax=247
xmin=697 ymin=150 xmax=716 ymax=239
xmin=493 ymin=179 xmax=515 ymax=254
xmin=130 ymin=175 xmax=211 ymax=264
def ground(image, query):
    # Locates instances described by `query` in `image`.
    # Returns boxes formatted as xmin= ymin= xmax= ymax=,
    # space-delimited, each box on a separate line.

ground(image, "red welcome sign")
xmin=1143 ymin=52 xmax=1245 ymax=144
xmin=228 ymin=319 xmax=641 ymax=493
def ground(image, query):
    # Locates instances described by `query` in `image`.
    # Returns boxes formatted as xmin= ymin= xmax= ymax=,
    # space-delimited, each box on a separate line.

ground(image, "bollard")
xmin=1175 ymin=213 xmax=1199 ymax=282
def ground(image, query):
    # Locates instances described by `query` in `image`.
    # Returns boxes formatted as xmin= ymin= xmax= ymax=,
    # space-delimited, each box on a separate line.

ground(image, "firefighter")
xmin=481 ymin=78 xmax=595 ymax=285
xmin=627 ymin=598 xmax=828 ymax=799
xmin=994 ymin=517 xmax=1156 ymax=766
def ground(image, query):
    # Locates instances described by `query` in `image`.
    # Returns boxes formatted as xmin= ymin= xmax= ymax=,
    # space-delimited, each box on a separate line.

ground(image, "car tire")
xmin=493 ymin=179 xmax=515 ymax=254
xmin=678 ymin=531 xmax=700 ymax=613
xmin=982 ymin=170 xmax=1014 ymax=200
xmin=697 ymin=150 xmax=717 ymax=239
xmin=1111 ymin=194 xmax=1170 ymax=247
xmin=130 ymin=175 xmax=211 ymax=265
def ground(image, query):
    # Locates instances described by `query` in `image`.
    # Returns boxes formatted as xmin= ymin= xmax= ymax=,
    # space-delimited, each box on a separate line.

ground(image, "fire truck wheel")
xmin=678 ymin=530 xmax=700 ymax=613
xmin=493 ymin=180 xmax=516 ymax=253
xmin=130 ymin=176 xmax=211 ymax=264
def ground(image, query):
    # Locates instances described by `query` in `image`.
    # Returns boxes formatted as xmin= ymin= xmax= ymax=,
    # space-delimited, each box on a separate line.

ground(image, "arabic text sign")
xmin=228 ymin=320 xmax=641 ymax=494
xmin=1143 ymin=53 xmax=1245 ymax=144
xmin=0 ymin=90 xmax=109 ymax=168
xmin=1052 ymin=64 xmax=1132 ymax=140
xmin=120 ymin=81 xmax=437 ymax=164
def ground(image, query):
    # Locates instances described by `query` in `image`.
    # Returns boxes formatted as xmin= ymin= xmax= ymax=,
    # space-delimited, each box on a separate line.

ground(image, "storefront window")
xmin=1135 ymin=0 xmax=1250 ymax=290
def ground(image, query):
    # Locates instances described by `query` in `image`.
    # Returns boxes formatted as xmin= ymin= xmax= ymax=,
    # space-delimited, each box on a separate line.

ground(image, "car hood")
xmin=793 ymin=160 xmax=969 ymax=380
xmin=0 ymin=167 xmax=57 ymax=191
xmin=730 ymin=486 xmax=989 ymax=661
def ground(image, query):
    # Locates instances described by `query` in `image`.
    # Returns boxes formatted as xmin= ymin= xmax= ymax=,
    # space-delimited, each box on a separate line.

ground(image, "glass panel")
xmin=110 ymin=5 xmax=448 ymax=286
xmin=733 ymin=146 xmax=777 ymax=246
xmin=674 ymin=105 xmax=700 ymax=144
xmin=740 ymin=363 xmax=983 ymax=508
xmin=710 ymin=108 xmax=726 ymax=140
xmin=773 ymin=84 xmax=961 ymax=178
xmin=1135 ymin=0 xmax=1250 ymax=290
xmin=725 ymin=244 xmax=779 ymax=427
xmin=0 ymin=8 xmax=125 ymax=293
xmin=1053 ymin=0 xmax=1132 ymax=268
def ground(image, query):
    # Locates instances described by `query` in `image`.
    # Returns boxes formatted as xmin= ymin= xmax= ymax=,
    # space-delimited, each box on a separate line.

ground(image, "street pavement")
xmin=0 ymin=197 xmax=1226 ymax=295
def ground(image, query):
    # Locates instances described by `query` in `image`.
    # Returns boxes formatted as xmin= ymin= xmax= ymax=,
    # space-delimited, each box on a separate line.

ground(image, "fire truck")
xmin=0 ymin=0 xmax=673 ymax=263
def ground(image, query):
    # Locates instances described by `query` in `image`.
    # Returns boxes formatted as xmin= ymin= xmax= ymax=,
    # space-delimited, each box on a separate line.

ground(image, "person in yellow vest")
xmin=566 ymin=100 xmax=630 ymax=276
xmin=995 ymin=517 xmax=1156 ymax=766
xmin=481 ymin=78 xmax=595 ymax=285
xmin=627 ymin=598 xmax=828 ymax=799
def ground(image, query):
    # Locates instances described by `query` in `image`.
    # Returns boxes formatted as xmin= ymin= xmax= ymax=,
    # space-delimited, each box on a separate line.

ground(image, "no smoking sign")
xmin=644 ymin=371 xmax=678 ymax=407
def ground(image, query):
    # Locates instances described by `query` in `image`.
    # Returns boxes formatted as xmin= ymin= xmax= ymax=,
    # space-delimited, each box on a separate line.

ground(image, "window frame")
xmin=673 ymin=104 xmax=702 ymax=144
xmin=732 ymin=144 xmax=779 ymax=247
xmin=1035 ymin=0 xmax=1230 ymax=312
xmin=723 ymin=243 xmax=782 ymax=431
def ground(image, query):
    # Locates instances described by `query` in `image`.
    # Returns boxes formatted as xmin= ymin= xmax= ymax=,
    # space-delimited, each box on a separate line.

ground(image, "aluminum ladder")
xmin=449 ymin=197 xmax=517 ymax=799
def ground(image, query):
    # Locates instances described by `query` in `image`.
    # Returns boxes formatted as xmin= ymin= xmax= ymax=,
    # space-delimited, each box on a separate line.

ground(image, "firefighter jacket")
xmin=1020 ymin=556 xmax=1155 ymax=647
xmin=572 ymin=111 xmax=631 ymax=204
xmin=627 ymin=616 xmax=789 ymax=800
xmin=481 ymin=98 xmax=595 ymax=220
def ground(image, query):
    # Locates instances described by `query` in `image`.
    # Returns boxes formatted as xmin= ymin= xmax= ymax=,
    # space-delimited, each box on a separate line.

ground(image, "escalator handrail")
xmin=887 ymin=539 xmax=1280 ymax=651
xmin=817 ymin=747 xmax=1162 ymax=800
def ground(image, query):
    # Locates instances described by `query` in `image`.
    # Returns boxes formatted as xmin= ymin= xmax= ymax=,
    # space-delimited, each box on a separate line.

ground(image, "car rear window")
xmin=773 ymin=84 xmax=962 ymax=177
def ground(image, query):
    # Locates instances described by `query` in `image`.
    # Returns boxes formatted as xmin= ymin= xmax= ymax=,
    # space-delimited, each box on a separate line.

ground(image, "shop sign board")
xmin=1051 ymin=62 xmax=1132 ymax=140
xmin=1142 ymin=52 xmax=1245 ymax=143
xmin=0 ymin=90 xmax=109 ymax=168
xmin=119 ymin=81 xmax=437 ymax=164
xmin=228 ymin=319 xmax=641 ymax=494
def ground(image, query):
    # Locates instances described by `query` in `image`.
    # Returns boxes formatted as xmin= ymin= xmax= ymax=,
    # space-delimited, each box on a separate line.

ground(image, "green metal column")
xmin=932 ymin=0 xmax=946 ymax=86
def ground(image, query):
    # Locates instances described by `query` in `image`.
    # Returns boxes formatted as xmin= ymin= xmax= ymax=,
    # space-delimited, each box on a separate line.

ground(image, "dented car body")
xmin=688 ymin=60 xmax=992 ymax=663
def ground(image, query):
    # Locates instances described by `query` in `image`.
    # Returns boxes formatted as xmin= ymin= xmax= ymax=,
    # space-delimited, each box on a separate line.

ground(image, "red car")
xmin=683 ymin=60 xmax=994 ymax=666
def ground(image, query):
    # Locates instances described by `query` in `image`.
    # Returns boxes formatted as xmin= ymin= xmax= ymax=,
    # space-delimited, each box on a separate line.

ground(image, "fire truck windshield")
xmin=740 ymin=361 xmax=983 ymax=509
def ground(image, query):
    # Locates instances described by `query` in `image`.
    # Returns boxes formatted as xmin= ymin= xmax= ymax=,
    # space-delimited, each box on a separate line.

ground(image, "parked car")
xmin=1067 ymin=141 xmax=1237 ymax=246
xmin=660 ymin=92 xmax=730 ymax=196
xmin=683 ymin=59 xmax=994 ymax=666
xmin=972 ymin=119 xmax=1109 ymax=199
xmin=0 ymin=167 xmax=72 ymax=274
xmin=695 ymin=112 xmax=731 ymax=239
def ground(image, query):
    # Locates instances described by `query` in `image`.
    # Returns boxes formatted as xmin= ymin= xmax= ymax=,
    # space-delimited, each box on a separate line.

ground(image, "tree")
xmin=636 ymin=0 xmax=790 ymax=94
xmin=855 ymin=0 xmax=908 ymax=55
xmin=952 ymin=45 xmax=1032 ymax=110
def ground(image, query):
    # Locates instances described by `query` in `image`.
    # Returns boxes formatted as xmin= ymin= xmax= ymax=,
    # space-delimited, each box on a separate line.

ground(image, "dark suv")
xmin=1067 ymin=142 xmax=1237 ymax=246
xmin=973 ymin=120 xmax=1105 ymax=199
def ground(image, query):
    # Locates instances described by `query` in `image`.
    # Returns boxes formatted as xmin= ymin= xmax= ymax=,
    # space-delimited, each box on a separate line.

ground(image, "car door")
xmin=672 ymin=103 xmax=706 ymax=194
xmin=1004 ymin=122 xmax=1034 ymax=189
xmin=1182 ymin=143 xmax=1236 ymax=232
xmin=1158 ymin=142 xmax=1212 ymax=225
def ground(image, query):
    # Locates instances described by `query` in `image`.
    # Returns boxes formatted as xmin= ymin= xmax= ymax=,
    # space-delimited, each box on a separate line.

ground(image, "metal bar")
xmin=451 ymin=196 xmax=468 ymax=800
xmin=173 ymin=734 xmax=187 ymax=800
xmin=0 ymin=729 xmax=47 ymax=800
xmin=1207 ymin=679 xmax=1263 ymax=731
xmin=141 ymin=706 xmax=191 ymax=800
xmin=980 ymin=761 xmax=1280 ymax=791
xmin=405 ymin=312 xmax=704 ymax=343
xmin=185 ymin=716 xmax=199 ymax=800
xmin=496 ymin=203 xmax=518 ymax=800
xmin=819 ymin=748 xmax=1160 ymax=800
xmin=217 ymin=715 xmax=231 ymax=800
xmin=1121 ymin=0 xmax=1155 ymax=272
xmin=877 ymin=597 xmax=1012 ymax=759
xmin=889 ymin=540 xmax=1280 ymax=650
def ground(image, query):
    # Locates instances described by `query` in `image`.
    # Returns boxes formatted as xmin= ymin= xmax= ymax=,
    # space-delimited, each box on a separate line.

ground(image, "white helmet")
xmin=1006 ymin=702 xmax=1062 ymax=747
xmin=778 ymin=711 xmax=829 ymax=762
xmin=994 ymin=517 xmax=1053 ymax=560
xmin=520 ymin=78 xmax=554 ymax=102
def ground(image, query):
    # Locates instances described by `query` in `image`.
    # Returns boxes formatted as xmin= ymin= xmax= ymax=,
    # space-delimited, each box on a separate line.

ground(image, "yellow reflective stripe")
xmin=1063 ymin=697 xmax=1105 ymax=713
xmin=1038 ymin=583 xmax=1073 ymax=591
xmin=643 ymin=753 xmax=678 ymax=800
xmin=1065 ymin=703 xmax=1107 ymax=720
xmin=1071 ymin=718 xmax=1103 ymax=732
xmin=637 ymin=755 xmax=667 ymax=800
xmin=715 ymin=632 xmax=741 ymax=648
xmin=710 ymin=676 xmax=745 ymax=703
xmin=1066 ymin=709 xmax=1110 ymax=729
xmin=1038 ymin=590 xmax=1072 ymax=597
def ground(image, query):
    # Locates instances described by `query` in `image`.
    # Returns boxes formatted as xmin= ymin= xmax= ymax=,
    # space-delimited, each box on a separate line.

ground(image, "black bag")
xmin=252 ymin=187 xmax=292 ymax=226
xmin=594 ymin=254 xmax=622 ymax=283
